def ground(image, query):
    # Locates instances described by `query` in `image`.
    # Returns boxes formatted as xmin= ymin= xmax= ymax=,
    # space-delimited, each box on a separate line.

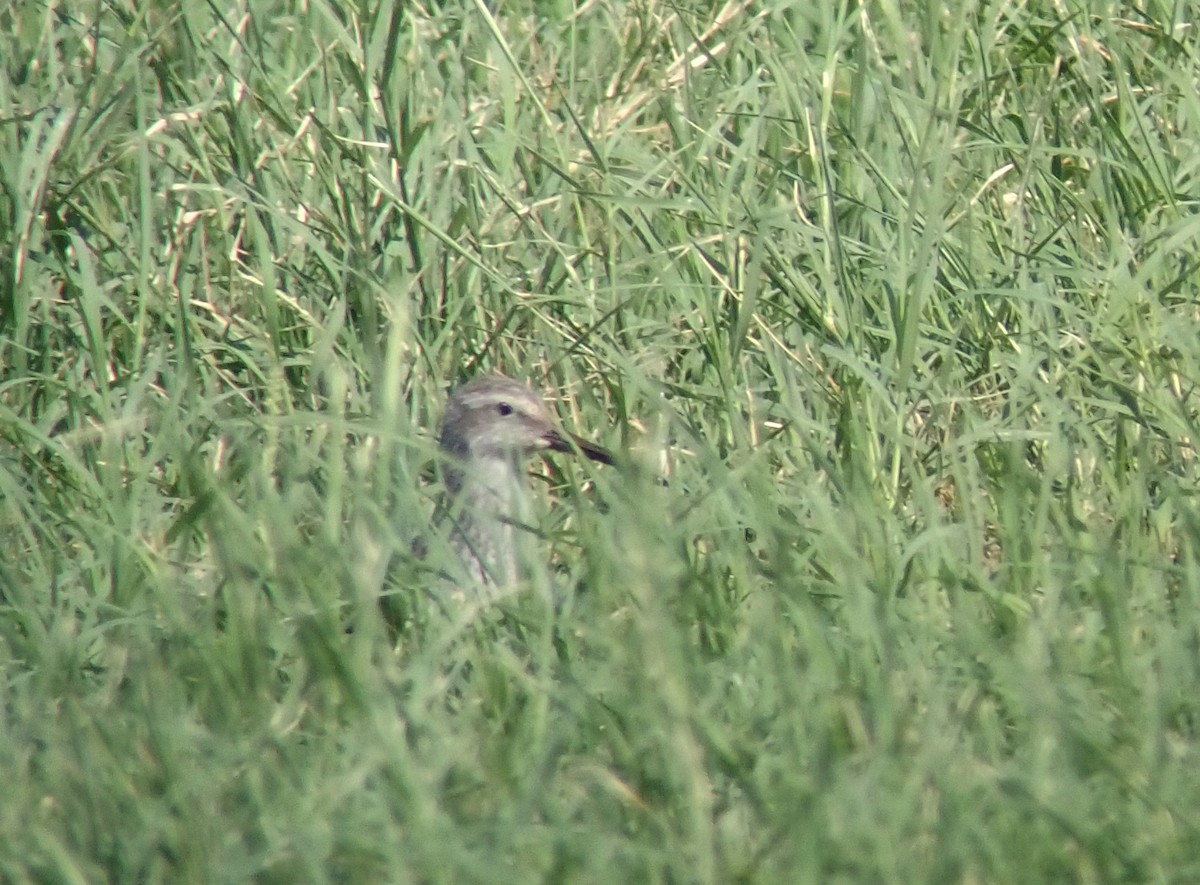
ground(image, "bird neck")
xmin=444 ymin=453 xmax=531 ymax=519
xmin=442 ymin=453 xmax=533 ymax=588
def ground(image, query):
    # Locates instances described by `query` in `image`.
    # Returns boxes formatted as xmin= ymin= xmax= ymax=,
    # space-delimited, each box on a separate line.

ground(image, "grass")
xmin=2 ymin=0 xmax=1200 ymax=881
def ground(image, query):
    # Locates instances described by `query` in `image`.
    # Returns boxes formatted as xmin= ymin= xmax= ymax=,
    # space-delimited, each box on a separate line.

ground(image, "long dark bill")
xmin=545 ymin=430 xmax=615 ymax=466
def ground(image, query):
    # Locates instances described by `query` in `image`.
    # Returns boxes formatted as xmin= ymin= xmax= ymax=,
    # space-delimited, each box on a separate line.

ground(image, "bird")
xmin=431 ymin=374 xmax=613 ymax=599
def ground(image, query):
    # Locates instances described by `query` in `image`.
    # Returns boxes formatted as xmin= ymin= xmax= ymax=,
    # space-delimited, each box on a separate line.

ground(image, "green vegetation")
xmin=3 ymin=0 xmax=1199 ymax=881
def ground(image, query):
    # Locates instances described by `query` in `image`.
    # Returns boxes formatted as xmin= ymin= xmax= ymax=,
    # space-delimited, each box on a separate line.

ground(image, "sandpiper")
xmin=434 ymin=374 xmax=613 ymax=595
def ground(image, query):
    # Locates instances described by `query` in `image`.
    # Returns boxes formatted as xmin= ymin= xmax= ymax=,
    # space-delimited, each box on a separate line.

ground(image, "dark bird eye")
xmin=496 ymin=402 xmax=513 ymax=416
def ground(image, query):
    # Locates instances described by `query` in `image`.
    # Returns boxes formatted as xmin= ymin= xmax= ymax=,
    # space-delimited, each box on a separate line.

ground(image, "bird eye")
xmin=496 ymin=402 xmax=513 ymax=417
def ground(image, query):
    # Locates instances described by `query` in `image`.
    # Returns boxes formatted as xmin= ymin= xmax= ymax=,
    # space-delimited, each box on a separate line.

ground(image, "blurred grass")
xmin=2 ymin=0 xmax=1200 ymax=881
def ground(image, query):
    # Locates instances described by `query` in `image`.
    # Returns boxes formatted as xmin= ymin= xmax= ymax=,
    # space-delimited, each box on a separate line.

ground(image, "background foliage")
xmin=2 ymin=0 xmax=1199 ymax=881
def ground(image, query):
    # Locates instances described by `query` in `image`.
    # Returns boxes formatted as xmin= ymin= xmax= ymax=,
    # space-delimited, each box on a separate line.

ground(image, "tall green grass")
xmin=2 ymin=0 xmax=1199 ymax=880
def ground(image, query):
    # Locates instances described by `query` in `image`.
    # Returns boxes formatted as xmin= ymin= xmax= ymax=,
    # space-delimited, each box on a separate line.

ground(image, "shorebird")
xmin=433 ymin=374 xmax=613 ymax=597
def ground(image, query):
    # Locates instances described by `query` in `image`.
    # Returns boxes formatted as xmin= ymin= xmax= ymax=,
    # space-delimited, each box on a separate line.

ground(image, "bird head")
xmin=438 ymin=375 xmax=613 ymax=467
